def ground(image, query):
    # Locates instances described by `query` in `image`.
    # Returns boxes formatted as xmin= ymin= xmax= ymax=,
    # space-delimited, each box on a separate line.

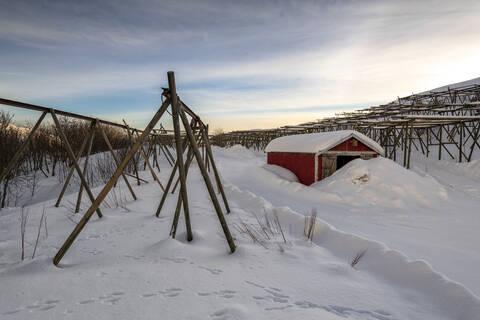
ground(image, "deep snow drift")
xmin=1 ymin=147 xmax=480 ymax=319
xmin=213 ymin=145 xmax=480 ymax=297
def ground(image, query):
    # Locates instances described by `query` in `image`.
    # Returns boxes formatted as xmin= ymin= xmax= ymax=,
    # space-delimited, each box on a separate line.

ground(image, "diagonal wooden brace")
xmin=55 ymin=120 xmax=96 ymax=208
xmin=53 ymin=98 xmax=170 ymax=266
xmin=99 ymin=126 xmax=137 ymax=201
xmin=178 ymin=103 xmax=235 ymax=253
xmin=0 ymin=111 xmax=47 ymax=184
xmin=50 ymin=110 xmax=102 ymax=218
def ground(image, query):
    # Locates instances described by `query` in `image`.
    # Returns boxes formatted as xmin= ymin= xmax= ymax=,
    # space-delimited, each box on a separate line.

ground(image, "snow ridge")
xmin=226 ymin=183 xmax=480 ymax=320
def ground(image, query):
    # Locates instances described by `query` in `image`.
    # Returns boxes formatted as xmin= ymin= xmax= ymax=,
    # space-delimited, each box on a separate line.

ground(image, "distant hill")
xmin=422 ymin=76 xmax=480 ymax=93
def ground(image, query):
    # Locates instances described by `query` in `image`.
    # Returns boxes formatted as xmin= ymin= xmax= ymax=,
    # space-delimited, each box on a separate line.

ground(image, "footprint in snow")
xmin=3 ymin=309 xmax=21 ymax=316
xmin=198 ymin=265 xmax=223 ymax=275
xmin=162 ymin=257 xmax=188 ymax=264
xmin=159 ymin=288 xmax=182 ymax=297
xmin=210 ymin=306 xmax=248 ymax=319
xmin=78 ymin=299 xmax=95 ymax=305
xmin=6 ymin=299 xmax=60 ymax=315
xmin=244 ymin=280 xmax=265 ymax=289
xmin=197 ymin=290 xmax=236 ymax=299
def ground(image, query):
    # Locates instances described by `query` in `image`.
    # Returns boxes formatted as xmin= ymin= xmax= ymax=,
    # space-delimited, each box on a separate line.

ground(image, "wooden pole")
xmin=468 ymin=123 xmax=480 ymax=162
xmin=178 ymin=104 xmax=236 ymax=253
xmin=99 ymin=126 xmax=137 ymax=201
xmin=0 ymin=111 xmax=47 ymax=184
xmin=50 ymin=110 xmax=103 ymax=218
xmin=130 ymin=126 xmax=165 ymax=191
xmin=154 ymin=133 xmax=192 ymax=217
xmin=438 ymin=126 xmax=443 ymax=160
xmin=168 ymin=71 xmax=193 ymax=241
xmin=75 ymin=121 xmax=97 ymax=213
xmin=53 ymin=98 xmax=170 ymax=265
xmin=171 ymin=127 xmax=201 ymax=194
xmin=459 ymin=123 xmax=463 ymax=162
xmin=160 ymin=145 xmax=174 ymax=167
xmin=55 ymin=127 xmax=93 ymax=208
xmin=407 ymin=122 xmax=413 ymax=169
xmin=124 ymin=125 xmax=142 ymax=186
xmin=170 ymin=145 xmax=194 ymax=237
xmin=200 ymin=124 xmax=231 ymax=213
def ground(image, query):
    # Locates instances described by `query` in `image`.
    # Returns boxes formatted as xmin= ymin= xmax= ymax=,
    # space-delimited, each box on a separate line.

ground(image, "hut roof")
xmin=265 ymin=130 xmax=384 ymax=155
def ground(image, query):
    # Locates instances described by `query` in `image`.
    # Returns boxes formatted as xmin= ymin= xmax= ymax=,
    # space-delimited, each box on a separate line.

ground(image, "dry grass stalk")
xmin=233 ymin=209 xmax=288 ymax=250
xmin=304 ymin=208 xmax=317 ymax=241
xmin=20 ymin=207 xmax=28 ymax=261
xmin=32 ymin=206 xmax=47 ymax=259
xmin=351 ymin=249 xmax=367 ymax=268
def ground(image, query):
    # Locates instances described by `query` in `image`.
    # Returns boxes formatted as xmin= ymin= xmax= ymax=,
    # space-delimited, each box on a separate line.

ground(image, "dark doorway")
xmin=336 ymin=155 xmax=359 ymax=170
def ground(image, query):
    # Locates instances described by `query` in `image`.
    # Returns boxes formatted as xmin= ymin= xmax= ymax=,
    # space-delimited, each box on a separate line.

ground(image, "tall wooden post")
xmin=200 ymin=124 xmax=231 ymax=213
xmin=178 ymin=104 xmax=235 ymax=253
xmin=168 ymin=71 xmax=193 ymax=241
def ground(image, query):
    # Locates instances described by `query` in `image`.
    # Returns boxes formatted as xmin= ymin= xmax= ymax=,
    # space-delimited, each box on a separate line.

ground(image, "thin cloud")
xmin=1 ymin=0 xmax=479 ymax=130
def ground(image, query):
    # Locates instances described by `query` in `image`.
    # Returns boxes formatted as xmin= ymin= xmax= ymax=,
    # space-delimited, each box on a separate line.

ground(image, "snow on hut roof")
xmin=265 ymin=130 xmax=384 ymax=155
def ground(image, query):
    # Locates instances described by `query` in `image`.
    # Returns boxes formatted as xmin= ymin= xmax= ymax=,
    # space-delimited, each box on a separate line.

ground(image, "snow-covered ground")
xmin=1 ymin=146 xmax=480 ymax=319
xmin=215 ymin=146 xmax=480 ymax=297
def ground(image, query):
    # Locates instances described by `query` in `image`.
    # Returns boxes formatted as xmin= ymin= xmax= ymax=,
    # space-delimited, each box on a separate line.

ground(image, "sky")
xmin=1 ymin=0 xmax=480 ymax=132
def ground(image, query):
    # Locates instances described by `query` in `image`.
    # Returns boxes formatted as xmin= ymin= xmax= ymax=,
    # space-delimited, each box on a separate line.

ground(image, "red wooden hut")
xmin=265 ymin=130 xmax=384 ymax=185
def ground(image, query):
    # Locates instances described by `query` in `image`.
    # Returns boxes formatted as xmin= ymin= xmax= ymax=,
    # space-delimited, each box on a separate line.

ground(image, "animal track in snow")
xmin=3 ymin=298 xmax=59 ymax=316
xmin=161 ymin=256 xmax=188 ymax=264
xmin=245 ymin=280 xmax=290 ymax=306
xmin=197 ymin=289 xmax=237 ymax=299
xmin=159 ymin=287 xmax=182 ymax=297
xmin=198 ymin=265 xmax=223 ymax=275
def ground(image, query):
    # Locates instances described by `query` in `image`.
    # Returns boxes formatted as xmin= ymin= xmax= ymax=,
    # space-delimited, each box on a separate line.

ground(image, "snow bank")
xmin=262 ymin=164 xmax=299 ymax=183
xmin=214 ymin=145 xmax=260 ymax=160
xmin=226 ymin=183 xmax=480 ymax=320
xmin=312 ymin=157 xmax=449 ymax=209
xmin=265 ymin=130 xmax=384 ymax=155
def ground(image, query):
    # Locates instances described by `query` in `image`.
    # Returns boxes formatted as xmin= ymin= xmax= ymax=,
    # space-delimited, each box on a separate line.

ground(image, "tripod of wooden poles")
xmin=50 ymin=71 xmax=235 ymax=266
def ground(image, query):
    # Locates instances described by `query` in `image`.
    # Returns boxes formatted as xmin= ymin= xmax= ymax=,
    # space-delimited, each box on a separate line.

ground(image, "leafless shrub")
xmin=20 ymin=207 xmax=28 ymax=261
xmin=304 ymin=208 xmax=317 ymax=241
xmin=32 ymin=206 xmax=47 ymax=259
xmin=93 ymin=153 xmax=117 ymax=184
xmin=233 ymin=221 xmax=268 ymax=249
xmin=103 ymin=186 xmax=130 ymax=211
xmin=0 ymin=113 xmax=131 ymax=209
xmin=351 ymin=249 xmax=367 ymax=268
xmin=233 ymin=209 xmax=287 ymax=251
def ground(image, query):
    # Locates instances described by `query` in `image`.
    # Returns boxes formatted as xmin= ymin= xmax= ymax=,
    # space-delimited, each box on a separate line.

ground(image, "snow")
xmin=265 ymin=130 xmax=385 ymax=155
xmin=1 ymin=146 xmax=480 ymax=319
xmin=422 ymin=76 xmax=480 ymax=93
xmin=311 ymin=157 xmax=449 ymax=209
xmin=213 ymin=146 xmax=480 ymax=297
xmin=262 ymin=164 xmax=299 ymax=183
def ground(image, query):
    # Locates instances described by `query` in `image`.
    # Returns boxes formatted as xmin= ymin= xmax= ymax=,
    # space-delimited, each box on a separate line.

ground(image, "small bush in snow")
xmin=350 ymin=249 xmax=367 ymax=268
